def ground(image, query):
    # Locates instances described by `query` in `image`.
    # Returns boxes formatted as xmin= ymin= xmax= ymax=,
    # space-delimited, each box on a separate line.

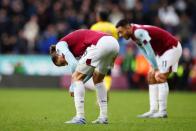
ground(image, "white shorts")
xmin=76 ymin=36 xmax=119 ymax=75
xmin=156 ymin=42 xmax=182 ymax=73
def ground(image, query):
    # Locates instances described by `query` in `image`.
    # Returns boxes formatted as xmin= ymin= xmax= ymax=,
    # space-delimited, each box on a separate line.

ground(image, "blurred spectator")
xmin=134 ymin=54 xmax=150 ymax=89
xmin=23 ymin=15 xmax=39 ymax=53
xmin=37 ymin=24 xmax=57 ymax=54
xmin=191 ymin=34 xmax=196 ymax=57
xmin=16 ymin=30 xmax=28 ymax=54
xmin=131 ymin=0 xmax=146 ymax=24
xmin=176 ymin=13 xmax=192 ymax=49
xmin=0 ymin=33 xmax=17 ymax=53
xmin=56 ymin=22 xmax=70 ymax=39
xmin=0 ymin=9 xmax=9 ymax=35
xmin=124 ymin=0 xmax=136 ymax=10
xmin=190 ymin=61 xmax=196 ymax=91
xmin=175 ymin=0 xmax=187 ymax=12
xmin=13 ymin=62 xmax=26 ymax=75
xmin=109 ymin=4 xmax=123 ymax=25
xmin=177 ymin=48 xmax=193 ymax=90
xmin=185 ymin=0 xmax=196 ymax=33
xmin=121 ymin=45 xmax=136 ymax=89
xmin=158 ymin=0 xmax=179 ymax=33
xmin=158 ymin=1 xmax=179 ymax=26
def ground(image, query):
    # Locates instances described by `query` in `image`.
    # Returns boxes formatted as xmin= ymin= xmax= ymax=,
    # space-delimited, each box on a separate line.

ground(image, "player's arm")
xmin=134 ymin=29 xmax=158 ymax=70
xmin=56 ymin=41 xmax=78 ymax=73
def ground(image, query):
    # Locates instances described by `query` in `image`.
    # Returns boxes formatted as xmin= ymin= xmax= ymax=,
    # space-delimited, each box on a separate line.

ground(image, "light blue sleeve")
xmin=138 ymin=43 xmax=158 ymax=69
xmin=134 ymin=29 xmax=158 ymax=69
xmin=56 ymin=41 xmax=78 ymax=73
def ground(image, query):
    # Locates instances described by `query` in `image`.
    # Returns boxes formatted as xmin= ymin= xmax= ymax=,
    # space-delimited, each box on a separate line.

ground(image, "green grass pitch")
xmin=0 ymin=88 xmax=196 ymax=131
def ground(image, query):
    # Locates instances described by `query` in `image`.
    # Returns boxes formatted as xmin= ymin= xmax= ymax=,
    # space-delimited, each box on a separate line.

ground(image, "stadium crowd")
xmin=0 ymin=0 xmax=196 ymax=90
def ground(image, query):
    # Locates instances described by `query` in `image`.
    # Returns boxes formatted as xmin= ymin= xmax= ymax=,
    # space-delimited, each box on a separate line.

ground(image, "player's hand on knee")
xmin=147 ymin=68 xmax=156 ymax=84
xmin=155 ymin=71 xmax=167 ymax=83
xmin=149 ymin=68 xmax=155 ymax=77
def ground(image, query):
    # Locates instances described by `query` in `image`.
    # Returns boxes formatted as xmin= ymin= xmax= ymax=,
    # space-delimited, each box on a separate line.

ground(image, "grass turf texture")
xmin=0 ymin=88 xmax=196 ymax=131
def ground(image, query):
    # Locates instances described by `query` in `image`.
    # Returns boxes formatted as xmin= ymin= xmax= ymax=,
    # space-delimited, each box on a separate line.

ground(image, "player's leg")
xmin=149 ymin=72 xmax=169 ymax=118
xmin=65 ymin=71 xmax=87 ymax=124
xmin=137 ymin=68 xmax=158 ymax=118
xmin=91 ymin=70 xmax=108 ymax=124
xmin=91 ymin=36 xmax=119 ymax=124
xmin=92 ymin=54 xmax=118 ymax=124
xmin=65 ymin=63 xmax=95 ymax=124
xmin=150 ymin=42 xmax=182 ymax=118
xmin=91 ymin=56 xmax=113 ymax=124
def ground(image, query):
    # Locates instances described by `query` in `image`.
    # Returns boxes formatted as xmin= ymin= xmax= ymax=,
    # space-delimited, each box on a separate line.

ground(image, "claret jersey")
xmin=130 ymin=24 xmax=178 ymax=56
xmin=60 ymin=29 xmax=109 ymax=57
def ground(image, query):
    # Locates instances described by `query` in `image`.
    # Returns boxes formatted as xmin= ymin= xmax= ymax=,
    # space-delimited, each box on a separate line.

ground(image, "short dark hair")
xmin=116 ymin=19 xmax=130 ymax=28
xmin=49 ymin=45 xmax=58 ymax=66
xmin=49 ymin=45 xmax=56 ymax=55
xmin=98 ymin=11 xmax=109 ymax=21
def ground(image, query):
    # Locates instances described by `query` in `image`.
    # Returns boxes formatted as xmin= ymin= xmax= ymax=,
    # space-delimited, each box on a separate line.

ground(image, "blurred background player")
xmin=116 ymin=19 xmax=182 ymax=118
xmin=50 ymin=29 xmax=119 ymax=124
xmin=90 ymin=10 xmax=118 ymax=94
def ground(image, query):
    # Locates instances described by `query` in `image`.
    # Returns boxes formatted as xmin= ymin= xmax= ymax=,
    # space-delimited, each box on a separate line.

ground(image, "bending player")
xmin=50 ymin=29 xmax=119 ymax=124
xmin=116 ymin=19 xmax=182 ymax=118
